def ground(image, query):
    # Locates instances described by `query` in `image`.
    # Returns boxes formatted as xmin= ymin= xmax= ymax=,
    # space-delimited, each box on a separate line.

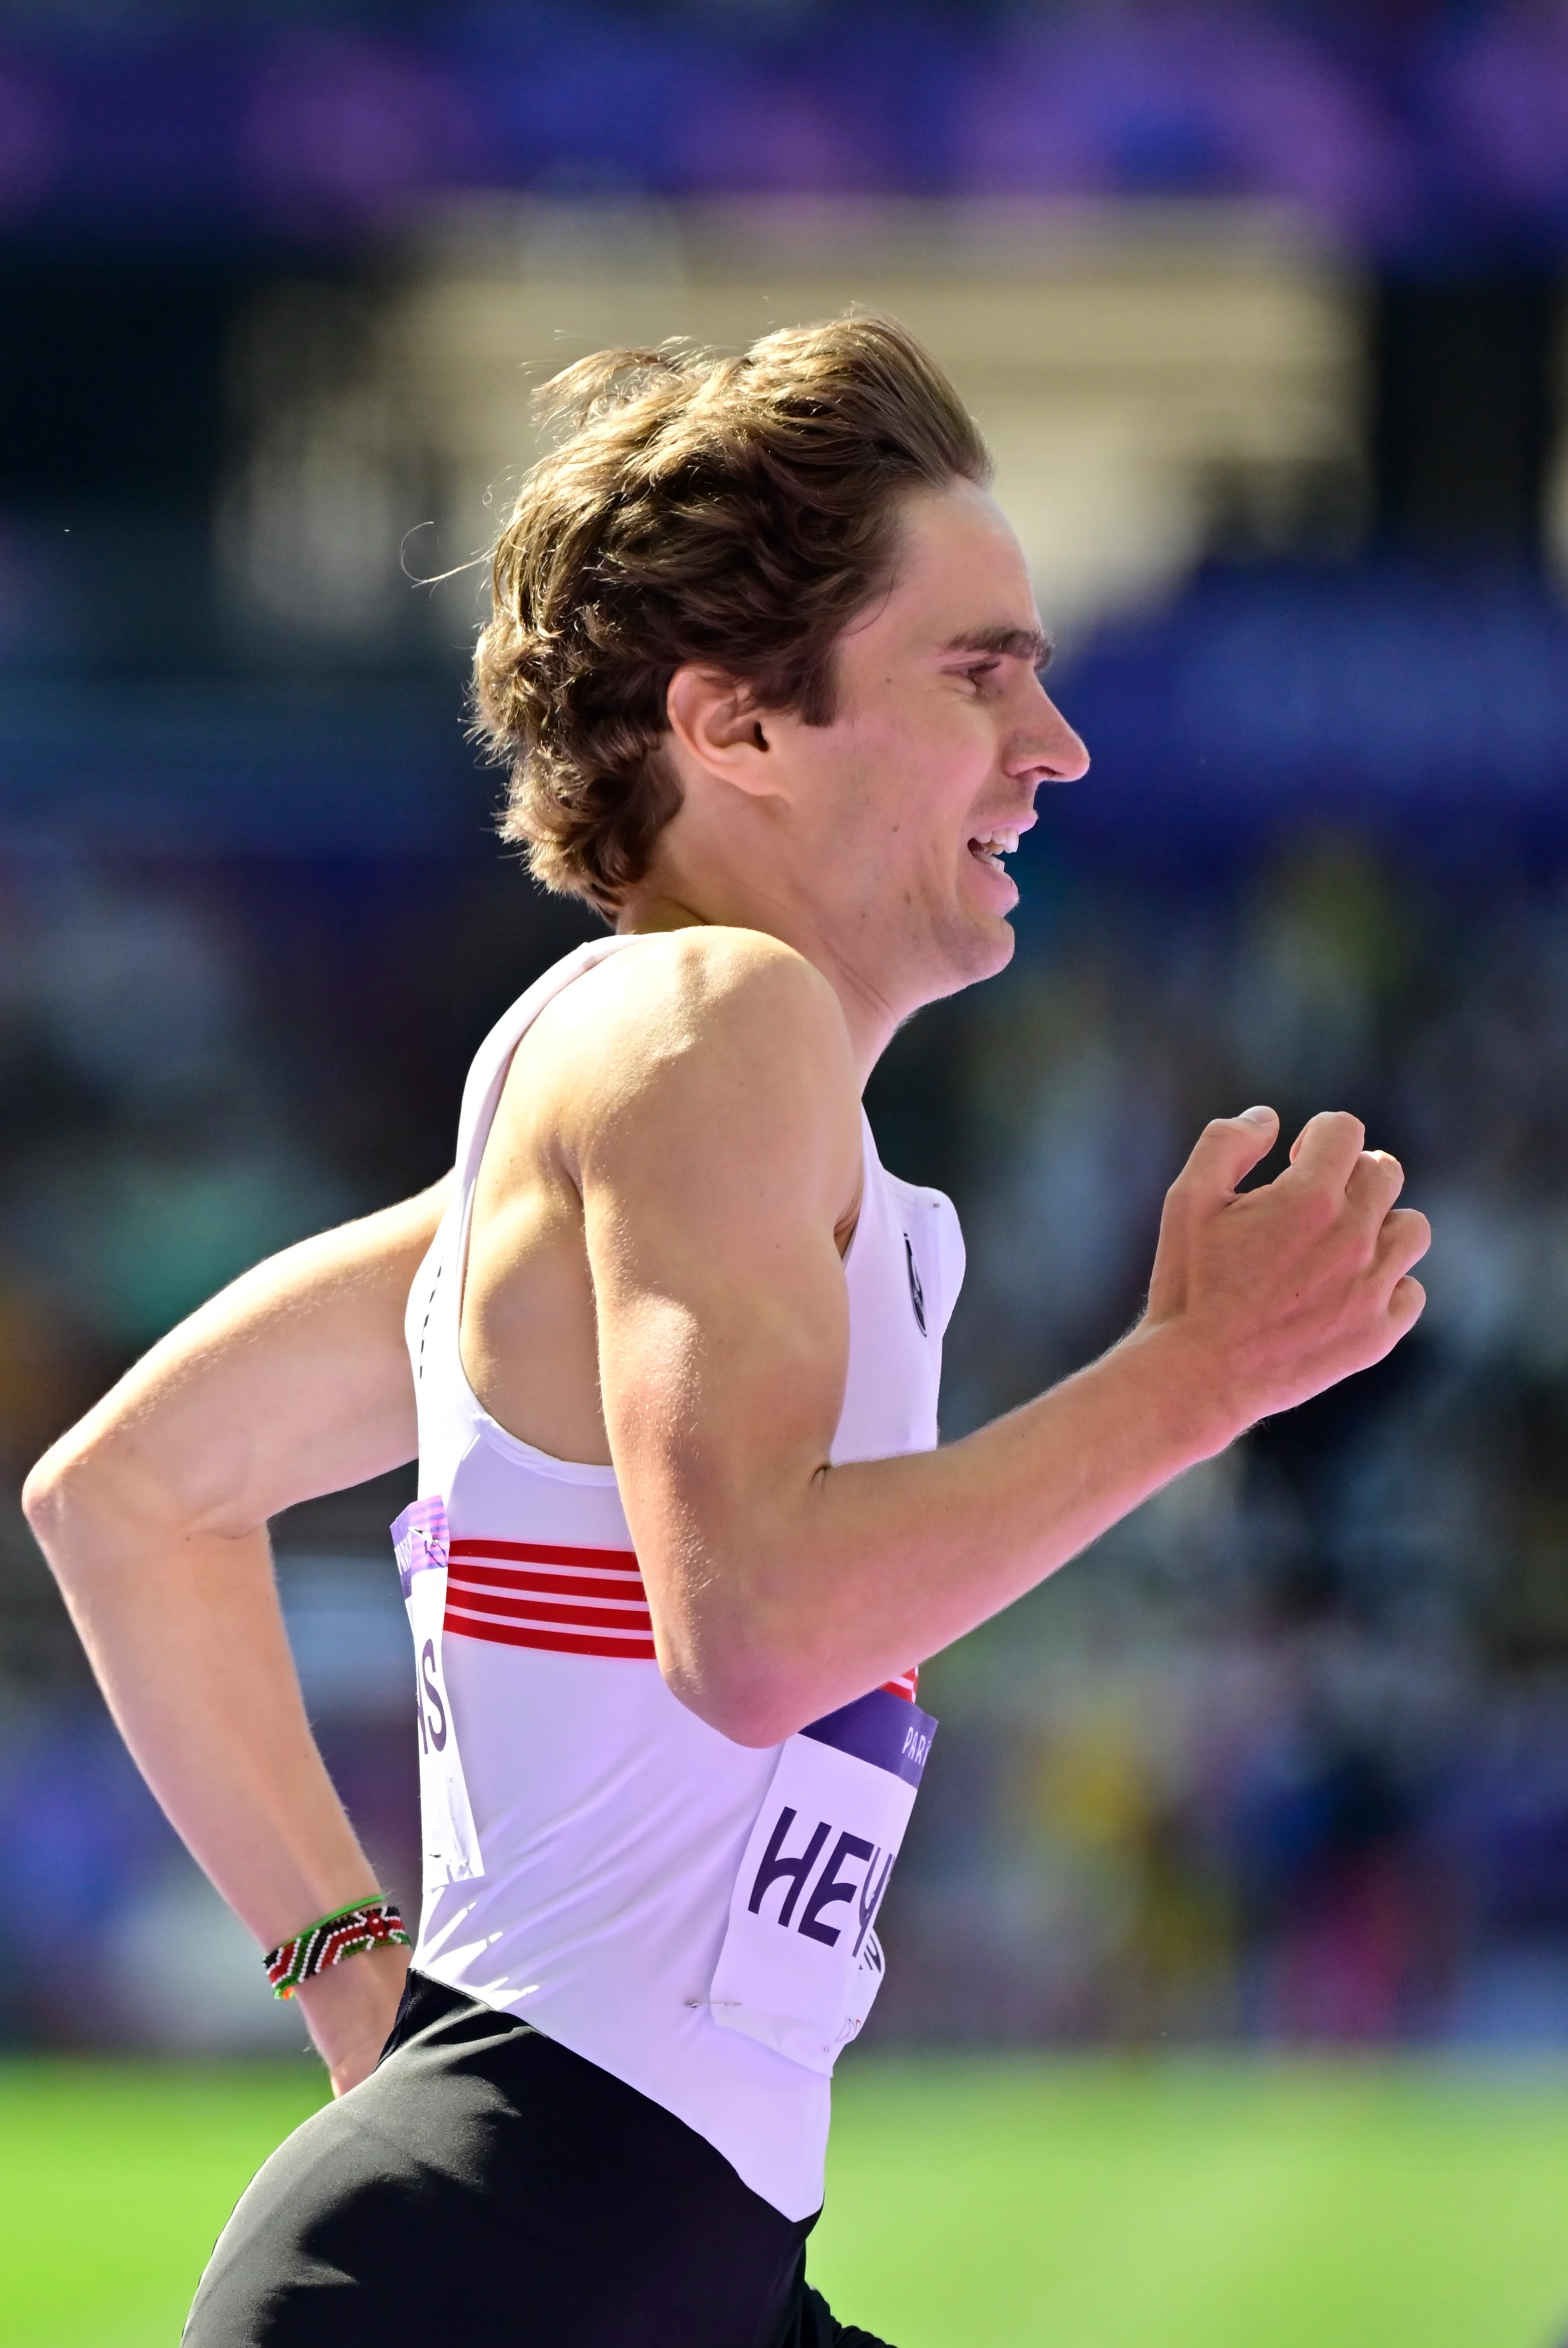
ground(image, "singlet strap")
xmin=450 ymin=936 xmax=641 ymax=1204
xmin=414 ymin=935 xmax=642 ymax=1379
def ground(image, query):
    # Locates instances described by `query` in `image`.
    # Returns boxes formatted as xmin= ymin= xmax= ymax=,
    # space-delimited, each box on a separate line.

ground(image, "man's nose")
xmin=1012 ymin=689 xmax=1090 ymax=785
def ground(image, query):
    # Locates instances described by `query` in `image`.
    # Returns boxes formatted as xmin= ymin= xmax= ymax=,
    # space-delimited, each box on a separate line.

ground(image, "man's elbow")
xmin=22 ymin=1439 xmax=90 ymax=1590
xmin=665 ymin=1675 xmax=797 ymax=1750
xmin=22 ymin=1425 xmax=159 ymax=1592
xmin=658 ymin=1630 xmax=814 ymax=1750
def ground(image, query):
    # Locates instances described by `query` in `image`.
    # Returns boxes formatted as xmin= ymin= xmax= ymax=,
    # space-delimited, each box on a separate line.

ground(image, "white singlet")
xmin=402 ymin=936 xmax=964 ymax=2219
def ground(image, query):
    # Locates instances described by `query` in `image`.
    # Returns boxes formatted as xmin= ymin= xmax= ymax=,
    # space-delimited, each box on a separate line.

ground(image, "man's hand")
xmin=297 ymin=1941 xmax=412 ymax=2098
xmin=1144 ymin=1105 xmax=1430 ymax=1433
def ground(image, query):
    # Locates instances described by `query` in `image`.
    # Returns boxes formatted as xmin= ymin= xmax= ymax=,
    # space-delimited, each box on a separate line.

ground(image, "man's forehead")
xmin=841 ymin=482 xmax=1045 ymax=661
xmin=885 ymin=485 xmax=1045 ymax=654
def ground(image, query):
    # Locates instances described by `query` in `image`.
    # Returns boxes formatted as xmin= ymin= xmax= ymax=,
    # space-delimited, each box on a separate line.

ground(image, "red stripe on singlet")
xmin=449 ymin=1559 xmax=645 ymax=1601
xmin=443 ymin=1537 xmax=656 ymax=1660
xmin=448 ymin=1585 xmax=652 ymax=1634
xmin=450 ymin=1537 xmax=642 ymax=1571
xmin=446 ymin=1612 xmax=659 ymax=1662
xmin=443 ymin=1538 xmax=917 ymax=1688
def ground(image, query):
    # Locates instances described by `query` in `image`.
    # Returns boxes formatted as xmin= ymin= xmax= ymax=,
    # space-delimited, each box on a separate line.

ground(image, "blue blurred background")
xmin=1 ymin=0 xmax=1567 ymax=2064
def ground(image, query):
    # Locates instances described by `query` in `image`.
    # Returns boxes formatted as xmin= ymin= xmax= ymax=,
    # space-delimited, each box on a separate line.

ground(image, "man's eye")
xmin=962 ymin=663 xmax=998 ymax=690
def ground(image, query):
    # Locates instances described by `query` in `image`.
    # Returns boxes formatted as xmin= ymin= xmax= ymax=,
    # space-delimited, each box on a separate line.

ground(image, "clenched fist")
xmin=1145 ymin=1106 xmax=1430 ymax=1437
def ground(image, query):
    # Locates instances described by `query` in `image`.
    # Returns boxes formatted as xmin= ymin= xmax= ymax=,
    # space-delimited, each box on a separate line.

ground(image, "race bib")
xmin=707 ymin=1687 xmax=936 ymax=2075
xmin=391 ymin=1497 xmax=485 ymax=1889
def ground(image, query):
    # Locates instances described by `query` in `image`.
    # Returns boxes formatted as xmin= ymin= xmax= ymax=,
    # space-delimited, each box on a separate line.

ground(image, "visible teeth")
xmin=971 ymin=830 xmax=1019 ymax=857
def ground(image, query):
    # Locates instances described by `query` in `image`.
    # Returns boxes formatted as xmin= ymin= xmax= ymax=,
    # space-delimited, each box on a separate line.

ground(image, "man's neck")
xmin=616 ymin=883 xmax=903 ymax=1086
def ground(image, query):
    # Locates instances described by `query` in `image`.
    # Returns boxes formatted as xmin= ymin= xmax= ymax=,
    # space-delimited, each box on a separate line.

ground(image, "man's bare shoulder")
xmin=542 ymin=928 xmax=853 ymax=1098
xmin=532 ymin=928 xmax=861 ymax=1193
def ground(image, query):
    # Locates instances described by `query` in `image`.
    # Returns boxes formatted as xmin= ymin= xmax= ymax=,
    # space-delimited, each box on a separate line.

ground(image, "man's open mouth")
xmin=968 ymin=828 xmax=1021 ymax=871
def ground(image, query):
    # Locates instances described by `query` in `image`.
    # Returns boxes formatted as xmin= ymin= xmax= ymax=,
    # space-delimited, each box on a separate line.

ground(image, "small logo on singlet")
xmin=903 ymin=1233 xmax=926 ymax=1336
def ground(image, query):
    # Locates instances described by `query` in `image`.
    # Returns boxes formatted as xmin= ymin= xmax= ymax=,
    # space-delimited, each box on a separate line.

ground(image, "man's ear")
xmin=665 ymin=665 xmax=779 ymax=799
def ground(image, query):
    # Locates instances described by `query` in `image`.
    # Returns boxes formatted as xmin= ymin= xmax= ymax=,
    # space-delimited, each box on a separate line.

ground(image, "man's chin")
xmin=973 ymin=911 xmax=1017 ymax=978
xmin=922 ymin=909 xmax=1015 ymax=1002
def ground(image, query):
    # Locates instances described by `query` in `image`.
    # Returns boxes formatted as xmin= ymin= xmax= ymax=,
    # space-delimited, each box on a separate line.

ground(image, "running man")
xmin=24 ymin=318 xmax=1429 ymax=2347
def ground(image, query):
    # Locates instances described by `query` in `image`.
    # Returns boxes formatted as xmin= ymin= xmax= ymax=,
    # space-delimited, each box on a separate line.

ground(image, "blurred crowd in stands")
xmin=0 ymin=1 xmax=1566 ymax=262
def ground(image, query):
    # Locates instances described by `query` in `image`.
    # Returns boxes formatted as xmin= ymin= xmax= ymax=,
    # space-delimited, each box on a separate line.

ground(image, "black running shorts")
xmin=185 ymin=1970 xmax=895 ymax=2348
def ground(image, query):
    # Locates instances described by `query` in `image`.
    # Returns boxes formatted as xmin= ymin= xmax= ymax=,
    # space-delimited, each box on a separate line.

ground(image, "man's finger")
xmin=1284 ymin=1110 xmax=1366 ymax=1189
xmin=1170 ymin=1107 xmax=1280 ymax=1200
xmin=1345 ymin=1148 xmax=1405 ymax=1219
xmin=1387 ymin=1273 xmax=1426 ymax=1335
xmin=1376 ymin=1205 xmax=1431 ymax=1281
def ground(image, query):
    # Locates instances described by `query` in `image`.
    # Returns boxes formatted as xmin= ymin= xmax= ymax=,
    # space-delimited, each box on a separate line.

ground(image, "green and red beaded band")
xmin=264 ymin=1898 xmax=411 ymax=2000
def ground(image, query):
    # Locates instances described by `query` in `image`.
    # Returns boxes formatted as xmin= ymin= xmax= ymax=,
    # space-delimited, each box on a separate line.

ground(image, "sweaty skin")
xmin=23 ymin=483 xmax=1429 ymax=2091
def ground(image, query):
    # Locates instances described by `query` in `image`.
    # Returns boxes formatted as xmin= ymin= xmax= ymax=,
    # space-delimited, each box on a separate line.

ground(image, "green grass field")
xmin=3 ymin=2056 xmax=1566 ymax=2348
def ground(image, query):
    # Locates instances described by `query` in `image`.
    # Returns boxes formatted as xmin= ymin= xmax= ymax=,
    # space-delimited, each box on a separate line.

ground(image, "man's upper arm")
xmin=27 ymin=1177 xmax=452 ymax=1545
xmin=572 ymin=937 xmax=863 ymax=1723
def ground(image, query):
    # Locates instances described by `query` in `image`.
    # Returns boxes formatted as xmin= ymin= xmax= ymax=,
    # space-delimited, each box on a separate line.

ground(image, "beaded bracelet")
xmin=264 ymin=1898 xmax=411 ymax=2000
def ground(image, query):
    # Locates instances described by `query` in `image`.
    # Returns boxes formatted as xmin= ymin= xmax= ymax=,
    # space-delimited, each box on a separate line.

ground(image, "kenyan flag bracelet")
xmin=264 ymin=1898 xmax=412 ymax=2000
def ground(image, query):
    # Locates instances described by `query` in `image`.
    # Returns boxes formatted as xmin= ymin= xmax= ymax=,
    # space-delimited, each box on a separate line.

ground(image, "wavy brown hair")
xmin=471 ymin=313 xmax=991 ymax=913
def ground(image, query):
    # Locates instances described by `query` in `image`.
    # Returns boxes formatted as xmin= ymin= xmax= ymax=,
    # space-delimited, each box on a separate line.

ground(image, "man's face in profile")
xmin=764 ymin=480 xmax=1090 ymax=1016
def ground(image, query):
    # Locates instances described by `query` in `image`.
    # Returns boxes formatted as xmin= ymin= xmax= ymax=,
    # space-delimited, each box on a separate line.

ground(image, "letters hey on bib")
xmin=707 ymin=1688 xmax=937 ymax=2074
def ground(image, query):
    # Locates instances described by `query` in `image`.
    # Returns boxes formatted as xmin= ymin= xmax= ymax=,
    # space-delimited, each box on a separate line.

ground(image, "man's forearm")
xmin=627 ymin=1109 xmax=1426 ymax=1746
xmin=27 ymin=1459 xmax=412 ymax=2093
xmin=22 ymin=1182 xmax=444 ymax=1935
xmin=650 ymin=1316 xmax=1225 ymax=1744
xmin=21 ymin=1181 xmax=446 ymax=2091
xmin=29 ymin=1467 xmax=381 ymax=1949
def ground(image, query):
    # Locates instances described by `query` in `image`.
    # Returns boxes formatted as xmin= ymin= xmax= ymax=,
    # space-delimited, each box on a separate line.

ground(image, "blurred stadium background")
xmin=3 ymin=1 xmax=1568 ymax=2341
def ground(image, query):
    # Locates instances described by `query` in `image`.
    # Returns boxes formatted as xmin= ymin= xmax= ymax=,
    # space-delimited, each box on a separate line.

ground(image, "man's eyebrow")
xmin=939 ymin=625 xmax=1054 ymax=669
